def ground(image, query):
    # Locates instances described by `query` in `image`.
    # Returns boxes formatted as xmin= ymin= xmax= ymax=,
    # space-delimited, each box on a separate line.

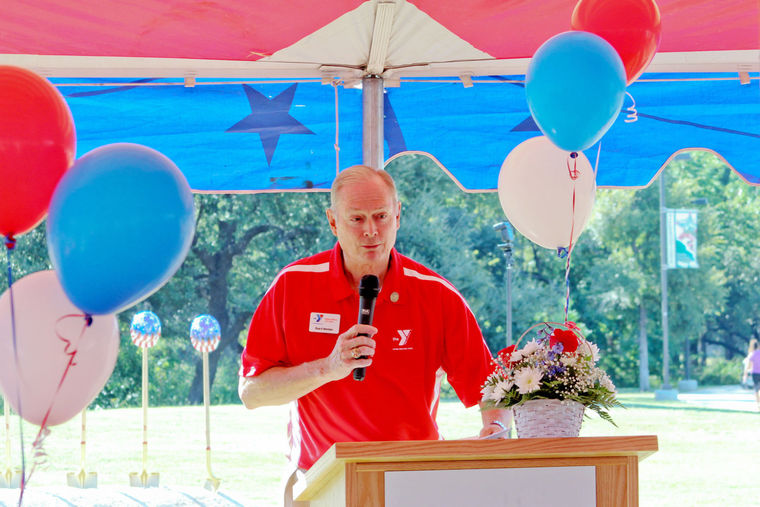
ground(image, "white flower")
xmin=520 ymin=340 xmax=539 ymax=357
xmin=510 ymin=350 xmax=523 ymax=362
xmin=601 ymin=376 xmax=616 ymax=392
xmin=586 ymin=342 xmax=600 ymax=361
xmin=481 ymin=382 xmax=495 ymax=400
xmin=514 ymin=367 xmax=543 ymax=394
xmin=560 ymin=355 xmax=577 ymax=367
xmin=494 ymin=379 xmax=514 ymax=399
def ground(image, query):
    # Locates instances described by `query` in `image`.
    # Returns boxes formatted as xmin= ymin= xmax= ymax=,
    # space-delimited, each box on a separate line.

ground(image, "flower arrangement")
xmin=481 ymin=321 xmax=622 ymax=425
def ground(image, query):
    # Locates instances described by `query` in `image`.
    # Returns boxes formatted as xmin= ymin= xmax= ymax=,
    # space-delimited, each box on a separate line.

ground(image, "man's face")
xmin=326 ymin=175 xmax=400 ymax=280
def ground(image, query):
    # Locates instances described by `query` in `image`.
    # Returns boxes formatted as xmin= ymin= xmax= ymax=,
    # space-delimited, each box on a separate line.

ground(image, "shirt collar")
xmin=328 ymin=242 xmax=355 ymax=301
xmin=328 ymin=242 xmax=402 ymax=304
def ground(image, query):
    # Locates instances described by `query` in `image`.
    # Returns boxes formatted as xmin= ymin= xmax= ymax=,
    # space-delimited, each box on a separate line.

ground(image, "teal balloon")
xmin=526 ymin=31 xmax=626 ymax=152
xmin=47 ymin=143 xmax=195 ymax=315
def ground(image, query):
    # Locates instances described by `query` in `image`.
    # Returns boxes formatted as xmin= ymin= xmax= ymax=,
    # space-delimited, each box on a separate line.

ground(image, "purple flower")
xmin=547 ymin=343 xmax=564 ymax=361
xmin=547 ymin=364 xmax=566 ymax=378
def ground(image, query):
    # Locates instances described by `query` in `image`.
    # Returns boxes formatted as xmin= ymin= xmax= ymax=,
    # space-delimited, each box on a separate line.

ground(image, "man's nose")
xmin=363 ymin=220 xmax=378 ymax=237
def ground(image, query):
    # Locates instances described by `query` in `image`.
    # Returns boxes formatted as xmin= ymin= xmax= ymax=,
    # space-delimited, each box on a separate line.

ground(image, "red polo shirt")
xmin=241 ymin=243 xmax=493 ymax=469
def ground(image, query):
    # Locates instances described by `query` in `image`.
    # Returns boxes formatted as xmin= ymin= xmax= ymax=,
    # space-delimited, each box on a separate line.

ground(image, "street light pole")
xmin=494 ymin=222 xmax=515 ymax=347
xmin=658 ymin=172 xmax=672 ymax=390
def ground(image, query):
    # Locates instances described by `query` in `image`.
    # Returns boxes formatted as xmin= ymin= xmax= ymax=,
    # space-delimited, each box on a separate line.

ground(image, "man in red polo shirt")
xmin=239 ymin=165 xmax=508 ymax=473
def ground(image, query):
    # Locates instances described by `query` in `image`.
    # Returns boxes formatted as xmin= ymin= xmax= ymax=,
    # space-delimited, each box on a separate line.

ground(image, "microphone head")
xmin=358 ymin=274 xmax=380 ymax=298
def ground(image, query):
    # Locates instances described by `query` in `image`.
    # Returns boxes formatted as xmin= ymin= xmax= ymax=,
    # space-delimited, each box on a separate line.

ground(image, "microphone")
xmin=353 ymin=274 xmax=380 ymax=381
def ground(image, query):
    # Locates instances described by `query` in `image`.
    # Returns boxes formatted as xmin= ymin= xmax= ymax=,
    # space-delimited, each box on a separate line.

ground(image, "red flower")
xmin=550 ymin=328 xmax=579 ymax=353
xmin=497 ymin=344 xmax=517 ymax=366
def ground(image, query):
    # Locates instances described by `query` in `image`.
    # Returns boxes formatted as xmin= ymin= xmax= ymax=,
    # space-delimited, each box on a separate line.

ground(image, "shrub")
xmin=696 ymin=357 xmax=744 ymax=386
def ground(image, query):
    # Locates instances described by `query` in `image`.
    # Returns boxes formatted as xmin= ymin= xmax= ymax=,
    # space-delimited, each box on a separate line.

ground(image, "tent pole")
xmin=362 ymin=75 xmax=384 ymax=170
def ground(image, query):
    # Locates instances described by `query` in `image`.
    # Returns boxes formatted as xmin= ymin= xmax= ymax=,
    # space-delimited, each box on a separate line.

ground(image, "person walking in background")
xmin=743 ymin=339 xmax=760 ymax=411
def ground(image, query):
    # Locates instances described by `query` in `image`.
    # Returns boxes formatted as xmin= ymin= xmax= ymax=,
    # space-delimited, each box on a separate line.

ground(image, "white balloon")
xmin=498 ymin=136 xmax=596 ymax=250
xmin=0 ymin=270 xmax=120 ymax=426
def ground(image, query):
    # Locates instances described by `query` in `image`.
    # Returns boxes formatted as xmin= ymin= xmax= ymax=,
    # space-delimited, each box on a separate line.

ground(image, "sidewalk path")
xmin=676 ymin=385 xmax=757 ymax=412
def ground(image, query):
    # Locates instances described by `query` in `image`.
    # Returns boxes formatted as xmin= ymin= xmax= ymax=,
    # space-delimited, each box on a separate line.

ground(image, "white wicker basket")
xmin=513 ymin=399 xmax=585 ymax=438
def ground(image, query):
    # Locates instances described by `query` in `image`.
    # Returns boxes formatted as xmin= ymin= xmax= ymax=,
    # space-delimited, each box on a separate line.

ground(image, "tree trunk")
xmin=638 ymin=302 xmax=650 ymax=391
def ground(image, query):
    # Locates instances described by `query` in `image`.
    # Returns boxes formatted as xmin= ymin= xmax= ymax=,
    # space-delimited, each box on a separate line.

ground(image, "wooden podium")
xmin=294 ymin=436 xmax=657 ymax=506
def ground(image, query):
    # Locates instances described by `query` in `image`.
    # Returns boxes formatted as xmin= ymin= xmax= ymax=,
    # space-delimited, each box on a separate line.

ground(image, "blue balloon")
xmin=47 ymin=143 xmax=195 ymax=315
xmin=526 ymin=31 xmax=626 ymax=152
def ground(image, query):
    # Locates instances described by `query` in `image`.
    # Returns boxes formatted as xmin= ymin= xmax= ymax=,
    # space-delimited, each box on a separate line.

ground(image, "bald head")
xmin=330 ymin=165 xmax=398 ymax=211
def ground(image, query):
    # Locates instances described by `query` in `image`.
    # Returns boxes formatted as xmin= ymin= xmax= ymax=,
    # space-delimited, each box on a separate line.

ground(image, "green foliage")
xmin=696 ymin=356 xmax=744 ymax=386
xmin=597 ymin=347 xmax=640 ymax=388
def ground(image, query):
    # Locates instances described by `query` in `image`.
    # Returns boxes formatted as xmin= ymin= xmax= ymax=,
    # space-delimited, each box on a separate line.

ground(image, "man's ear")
xmin=326 ymin=208 xmax=338 ymax=236
xmin=395 ymin=201 xmax=401 ymax=230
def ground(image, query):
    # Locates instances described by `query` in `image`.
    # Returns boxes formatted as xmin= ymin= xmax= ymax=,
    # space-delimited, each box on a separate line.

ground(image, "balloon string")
xmin=563 ymin=155 xmax=579 ymax=323
xmin=624 ymin=92 xmax=638 ymax=123
xmin=4 ymin=236 xmax=27 ymax=506
xmin=567 ymin=152 xmax=580 ymax=180
xmin=25 ymin=314 xmax=91 ymax=486
xmin=593 ymin=141 xmax=602 ymax=179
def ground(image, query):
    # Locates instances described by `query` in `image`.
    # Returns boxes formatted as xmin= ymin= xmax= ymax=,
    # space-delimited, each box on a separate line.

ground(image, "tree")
xmin=144 ymin=192 xmax=335 ymax=404
xmin=670 ymin=153 xmax=760 ymax=359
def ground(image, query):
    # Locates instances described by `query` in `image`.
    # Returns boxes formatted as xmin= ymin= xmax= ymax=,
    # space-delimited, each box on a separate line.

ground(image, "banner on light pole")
xmin=666 ymin=209 xmax=698 ymax=269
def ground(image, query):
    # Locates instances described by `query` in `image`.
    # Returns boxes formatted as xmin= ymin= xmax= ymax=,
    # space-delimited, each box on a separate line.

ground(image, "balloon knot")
xmin=85 ymin=314 xmax=93 ymax=327
xmin=4 ymin=236 xmax=16 ymax=250
xmin=566 ymin=154 xmax=580 ymax=180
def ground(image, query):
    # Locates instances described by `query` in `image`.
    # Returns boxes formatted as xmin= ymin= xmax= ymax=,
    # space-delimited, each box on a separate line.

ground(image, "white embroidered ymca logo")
xmin=393 ymin=329 xmax=412 ymax=350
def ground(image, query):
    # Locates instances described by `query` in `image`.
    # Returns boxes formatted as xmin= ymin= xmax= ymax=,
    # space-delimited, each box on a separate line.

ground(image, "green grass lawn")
xmin=2 ymin=392 xmax=759 ymax=506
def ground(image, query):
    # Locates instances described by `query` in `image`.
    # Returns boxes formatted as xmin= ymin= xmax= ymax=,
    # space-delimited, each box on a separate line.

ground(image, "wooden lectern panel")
xmin=295 ymin=436 xmax=658 ymax=507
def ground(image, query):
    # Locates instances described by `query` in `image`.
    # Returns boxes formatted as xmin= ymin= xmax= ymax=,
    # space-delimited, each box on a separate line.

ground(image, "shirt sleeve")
xmin=439 ymin=289 xmax=494 ymax=407
xmin=240 ymin=277 xmax=290 ymax=378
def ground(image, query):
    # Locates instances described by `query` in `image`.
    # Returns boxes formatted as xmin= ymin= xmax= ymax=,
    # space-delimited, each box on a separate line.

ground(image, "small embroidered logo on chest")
xmin=393 ymin=329 xmax=413 ymax=350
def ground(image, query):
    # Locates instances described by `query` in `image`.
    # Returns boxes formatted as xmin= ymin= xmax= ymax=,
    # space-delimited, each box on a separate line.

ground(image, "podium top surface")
xmin=305 ymin=435 xmax=657 ymax=482
xmin=325 ymin=435 xmax=657 ymax=463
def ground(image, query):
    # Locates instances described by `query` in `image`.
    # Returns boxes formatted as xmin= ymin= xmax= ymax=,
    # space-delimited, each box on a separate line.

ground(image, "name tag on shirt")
xmin=309 ymin=312 xmax=341 ymax=334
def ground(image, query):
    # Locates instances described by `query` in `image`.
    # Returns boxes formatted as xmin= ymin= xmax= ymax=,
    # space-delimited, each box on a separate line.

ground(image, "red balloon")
xmin=0 ymin=66 xmax=76 ymax=238
xmin=571 ymin=0 xmax=662 ymax=85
